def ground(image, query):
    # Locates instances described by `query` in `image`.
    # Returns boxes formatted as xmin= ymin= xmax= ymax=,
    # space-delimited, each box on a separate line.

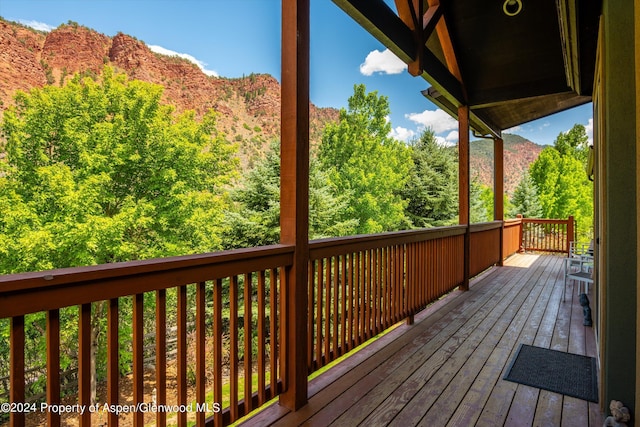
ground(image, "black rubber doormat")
xmin=503 ymin=344 xmax=598 ymax=402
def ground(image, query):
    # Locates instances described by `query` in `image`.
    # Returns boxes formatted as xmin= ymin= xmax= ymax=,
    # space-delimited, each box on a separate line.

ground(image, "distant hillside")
xmin=470 ymin=133 xmax=544 ymax=195
xmin=0 ymin=18 xmax=338 ymax=167
xmin=0 ymin=19 xmax=545 ymax=190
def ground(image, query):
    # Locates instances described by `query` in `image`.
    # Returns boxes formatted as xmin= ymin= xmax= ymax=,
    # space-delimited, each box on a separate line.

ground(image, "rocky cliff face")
xmin=0 ymin=20 xmax=338 ymax=165
xmin=0 ymin=20 xmax=47 ymax=104
xmin=470 ymin=134 xmax=544 ymax=195
xmin=0 ymin=19 xmax=542 ymax=185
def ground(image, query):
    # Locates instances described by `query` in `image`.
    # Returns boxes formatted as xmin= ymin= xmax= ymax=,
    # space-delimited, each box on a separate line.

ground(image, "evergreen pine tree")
xmin=401 ymin=128 xmax=458 ymax=227
xmin=509 ymin=172 xmax=543 ymax=218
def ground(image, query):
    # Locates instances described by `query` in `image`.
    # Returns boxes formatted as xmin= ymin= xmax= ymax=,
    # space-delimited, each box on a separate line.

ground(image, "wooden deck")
xmin=245 ymin=253 xmax=603 ymax=427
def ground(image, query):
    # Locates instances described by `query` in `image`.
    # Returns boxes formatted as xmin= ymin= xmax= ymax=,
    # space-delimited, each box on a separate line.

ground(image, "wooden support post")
xmin=494 ymin=137 xmax=504 ymax=265
xmin=280 ymin=0 xmax=309 ymax=410
xmin=459 ymin=105 xmax=470 ymax=291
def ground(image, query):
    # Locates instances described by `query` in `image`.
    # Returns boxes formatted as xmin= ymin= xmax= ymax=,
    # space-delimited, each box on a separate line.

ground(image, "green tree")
xmin=319 ymin=84 xmax=411 ymax=234
xmin=509 ymin=172 xmax=543 ymax=218
xmin=223 ymin=141 xmax=357 ymax=248
xmin=401 ymin=128 xmax=458 ymax=227
xmin=529 ymin=124 xmax=593 ymax=238
xmin=0 ymin=67 xmax=238 ymax=403
xmin=0 ymin=66 xmax=238 ymax=273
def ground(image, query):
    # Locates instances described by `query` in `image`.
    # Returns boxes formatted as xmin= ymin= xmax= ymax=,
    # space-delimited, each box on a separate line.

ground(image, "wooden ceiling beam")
xmin=427 ymin=0 xmax=465 ymax=98
xmin=333 ymin=0 xmax=465 ymax=106
xmin=394 ymin=1 xmax=443 ymax=76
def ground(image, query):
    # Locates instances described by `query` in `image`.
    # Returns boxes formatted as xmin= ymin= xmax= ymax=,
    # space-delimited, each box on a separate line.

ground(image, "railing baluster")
xmin=230 ymin=276 xmax=239 ymax=422
xmin=380 ymin=248 xmax=384 ymax=329
xmin=258 ymin=271 xmax=266 ymax=405
xmin=213 ymin=279 xmax=223 ymax=426
xmin=406 ymin=244 xmax=412 ymax=319
xmin=392 ymin=246 xmax=397 ymax=323
xmin=324 ymin=257 xmax=331 ymax=363
xmin=47 ymin=309 xmax=60 ymax=427
xmin=244 ymin=273 xmax=253 ymax=415
xmin=365 ymin=250 xmax=371 ymax=340
xmin=373 ymin=249 xmax=379 ymax=334
xmin=156 ymin=290 xmax=167 ymax=427
xmin=332 ymin=256 xmax=339 ymax=359
xmin=340 ymin=255 xmax=347 ymax=356
xmin=315 ymin=259 xmax=323 ymax=368
xmin=393 ymin=246 xmax=400 ymax=321
xmin=389 ymin=247 xmax=394 ymax=326
xmin=133 ymin=294 xmax=144 ymax=426
xmin=269 ymin=269 xmax=278 ymax=397
xmin=10 ymin=315 xmax=25 ymax=427
xmin=355 ymin=251 xmax=362 ymax=346
xmin=386 ymin=247 xmax=391 ymax=327
xmin=347 ymin=253 xmax=354 ymax=352
xmin=307 ymin=261 xmax=315 ymax=370
xmin=78 ymin=304 xmax=91 ymax=427
xmin=399 ymin=245 xmax=405 ymax=319
xmin=107 ymin=299 xmax=119 ymax=427
xmin=177 ymin=285 xmax=188 ymax=427
xmin=196 ymin=281 xmax=206 ymax=426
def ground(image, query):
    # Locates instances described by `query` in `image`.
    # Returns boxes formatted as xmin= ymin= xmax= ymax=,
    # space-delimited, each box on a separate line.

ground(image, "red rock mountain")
xmin=470 ymin=134 xmax=544 ymax=195
xmin=0 ymin=19 xmax=338 ymax=166
xmin=0 ymin=19 xmax=542 ymax=188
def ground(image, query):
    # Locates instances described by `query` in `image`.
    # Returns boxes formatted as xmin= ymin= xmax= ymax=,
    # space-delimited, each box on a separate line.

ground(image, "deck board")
xmin=242 ymin=254 xmax=604 ymax=427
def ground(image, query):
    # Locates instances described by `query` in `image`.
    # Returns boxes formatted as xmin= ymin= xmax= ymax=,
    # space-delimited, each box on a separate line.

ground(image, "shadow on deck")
xmin=246 ymin=253 xmax=603 ymax=427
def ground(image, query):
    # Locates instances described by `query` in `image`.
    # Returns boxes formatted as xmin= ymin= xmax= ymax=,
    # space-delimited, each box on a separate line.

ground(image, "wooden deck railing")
xmin=0 ymin=217 xmax=574 ymax=426
xmin=307 ymin=226 xmax=465 ymax=373
xmin=503 ymin=218 xmax=524 ymax=257
xmin=0 ymin=245 xmax=294 ymax=426
xmin=469 ymin=221 xmax=502 ymax=277
xmin=521 ymin=216 xmax=575 ymax=253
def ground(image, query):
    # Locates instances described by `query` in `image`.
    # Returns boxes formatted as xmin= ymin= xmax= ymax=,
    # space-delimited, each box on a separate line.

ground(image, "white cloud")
xmin=445 ymin=130 xmax=459 ymax=143
xmin=405 ymin=109 xmax=458 ymax=134
xmin=148 ymin=44 xmax=219 ymax=77
xmin=390 ymin=126 xmax=415 ymax=142
xmin=359 ymin=49 xmax=406 ymax=76
xmin=585 ymin=117 xmax=594 ymax=145
xmin=18 ymin=19 xmax=55 ymax=32
xmin=504 ymin=125 xmax=522 ymax=133
xmin=435 ymin=135 xmax=450 ymax=146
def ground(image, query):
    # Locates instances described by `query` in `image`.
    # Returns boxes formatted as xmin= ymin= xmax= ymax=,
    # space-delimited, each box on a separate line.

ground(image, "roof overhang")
xmin=333 ymin=0 xmax=601 ymax=137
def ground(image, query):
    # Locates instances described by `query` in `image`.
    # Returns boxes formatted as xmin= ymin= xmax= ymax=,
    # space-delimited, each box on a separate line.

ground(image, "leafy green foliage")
xmin=470 ymin=179 xmax=491 ymax=223
xmin=0 ymin=66 xmax=237 ymax=273
xmin=402 ymin=128 xmax=458 ymax=227
xmin=319 ymin=84 xmax=411 ymax=234
xmin=529 ymin=124 xmax=593 ymax=238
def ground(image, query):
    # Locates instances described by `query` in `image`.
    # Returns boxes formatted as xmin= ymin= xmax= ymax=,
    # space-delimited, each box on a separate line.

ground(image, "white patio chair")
xmin=564 ymin=256 xmax=594 ymax=300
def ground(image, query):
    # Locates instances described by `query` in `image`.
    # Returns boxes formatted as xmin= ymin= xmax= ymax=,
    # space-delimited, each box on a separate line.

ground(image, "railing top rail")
xmin=309 ymin=225 xmax=466 ymax=260
xmin=0 ymin=244 xmax=294 ymax=318
xmin=469 ymin=221 xmax=502 ymax=232
xmin=521 ymin=218 xmax=571 ymax=225
xmin=503 ymin=218 xmax=523 ymax=226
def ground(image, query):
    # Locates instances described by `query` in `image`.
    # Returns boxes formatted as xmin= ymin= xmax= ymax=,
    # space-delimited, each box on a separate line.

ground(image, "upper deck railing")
xmin=0 ymin=217 xmax=571 ymax=426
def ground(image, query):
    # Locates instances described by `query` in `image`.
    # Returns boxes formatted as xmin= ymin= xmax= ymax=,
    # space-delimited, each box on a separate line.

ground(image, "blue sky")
xmin=0 ymin=0 xmax=592 ymax=146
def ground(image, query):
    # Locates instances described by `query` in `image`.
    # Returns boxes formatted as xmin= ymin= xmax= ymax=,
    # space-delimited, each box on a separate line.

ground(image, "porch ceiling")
xmin=333 ymin=0 xmax=601 ymax=137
